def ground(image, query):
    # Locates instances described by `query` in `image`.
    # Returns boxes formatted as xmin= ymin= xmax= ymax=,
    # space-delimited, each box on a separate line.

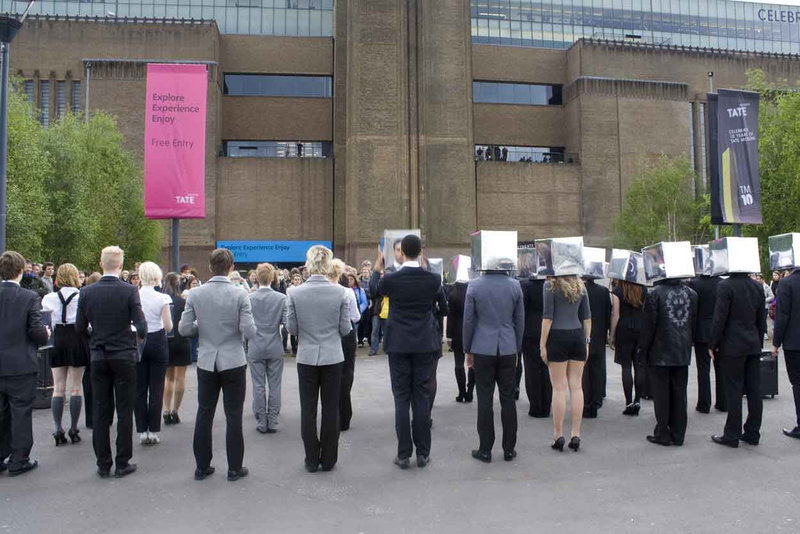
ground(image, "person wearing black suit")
xmin=690 ymin=275 xmax=725 ymax=413
xmin=709 ymin=273 xmax=766 ymax=448
xmin=76 ymin=246 xmax=147 ymax=478
xmin=583 ymin=278 xmax=610 ymax=418
xmin=773 ymin=269 xmax=800 ymax=440
xmin=0 ymin=251 xmax=50 ymax=477
xmin=428 ymin=283 xmax=449 ymax=417
xmin=370 ymin=235 xmax=442 ymax=469
xmin=447 ymin=281 xmax=474 ymax=403
xmin=519 ymin=277 xmax=550 ymax=417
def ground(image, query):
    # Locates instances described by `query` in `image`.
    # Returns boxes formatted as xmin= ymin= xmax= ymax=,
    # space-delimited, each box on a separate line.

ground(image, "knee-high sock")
xmin=69 ymin=396 xmax=83 ymax=432
xmin=52 ymin=396 xmax=65 ymax=432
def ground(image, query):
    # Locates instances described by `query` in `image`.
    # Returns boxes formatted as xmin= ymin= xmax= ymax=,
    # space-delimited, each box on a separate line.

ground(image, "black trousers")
xmin=474 ymin=354 xmax=517 ymax=454
xmin=339 ymin=331 xmax=357 ymax=430
xmin=583 ymin=349 xmax=606 ymax=410
xmin=358 ymin=312 xmax=372 ymax=344
xmin=298 ymin=362 xmax=343 ymax=469
xmin=521 ymin=337 xmax=551 ymax=417
xmin=194 ymin=365 xmax=246 ymax=472
xmin=429 ymin=356 xmax=440 ymax=411
xmin=388 ymin=352 xmax=434 ymax=459
xmin=82 ymin=359 xmax=93 ymax=427
xmin=719 ymin=354 xmax=762 ymax=441
xmin=91 ymin=356 xmax=136 ymax=470
xmin=453 ymin=341 xmax=475 ymax=397
xmin=784 ymin=350 xmax=800 ymax=428
xmin=695 ymin=342 xmax=726 ymax=411
xmin=515 ymin=353 xmax=523 ymax=389
xmin=616 ymin=327 xmax=646 ymax=404
xmin=0 ymin=373 xmax=37 ymax=471
xmin=135 ymin=331 xmax=168 ymax=433
xmin=649 ymin=365 xmax=689 ymax=444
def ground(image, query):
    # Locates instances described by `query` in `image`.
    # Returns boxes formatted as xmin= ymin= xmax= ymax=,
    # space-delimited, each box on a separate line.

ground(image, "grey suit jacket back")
xmin=248 ymin=287 xmax=287 ymax=360
xmin=463 ymin=273 xmax=525 ymax=356
xmin=286 ymin=275 xmax=352 ymax=366
xmin=178 ymin=276 xmax=257 ymax=372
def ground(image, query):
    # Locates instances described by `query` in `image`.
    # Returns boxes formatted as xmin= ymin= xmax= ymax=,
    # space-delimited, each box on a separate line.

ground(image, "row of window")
xmin=224 ymin=140 xmax=332 ymax=158
xmin=22 ymin=79 xmax=82 ymax=127
xmin=223 ymin=74 xmax=333 ymax=98
xmin=473 ymin=81 xmax=562 ymax=106
xmin=476 ymin=145 xmax=568 ymax=163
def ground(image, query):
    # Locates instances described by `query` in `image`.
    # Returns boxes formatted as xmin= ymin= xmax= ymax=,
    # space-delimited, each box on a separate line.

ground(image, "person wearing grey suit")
xmin=179 ymin=249 xmax=257 ymax=482
xmin=247 ymin=263 xmax=287 ymax=434
xmin=463 ymin=272 xmax=525 ymax=463
xmin=286 ymin=245 xmax=352 ymax=473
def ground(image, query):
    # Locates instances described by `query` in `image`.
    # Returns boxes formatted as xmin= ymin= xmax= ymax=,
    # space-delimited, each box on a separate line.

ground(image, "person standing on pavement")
xmin=690 ymin=273 xmax=725 ymax=414
xmin=772 ymin=267 xmax=800 ymax=440
xmin=333 ymin=259 xmax=360 ymax=432
xmin=519 ymin=275 xmax=549 ymax=417
xmin=447 ymin=279 xmax=474 ymax=403
xmin=582 ymin=276 xmax=610 ymax=418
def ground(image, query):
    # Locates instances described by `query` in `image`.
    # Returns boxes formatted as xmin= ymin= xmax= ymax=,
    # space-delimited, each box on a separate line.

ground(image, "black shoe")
xmin=194 ymin=466 xmax=215 ymax=480
xmin=68 ymin=429 xmax=81 ymax=444
xmin=503 ymin=450 xmax=517 ymax=462
xmin=568 ymin=436 xmax=581 ymax=452
xmin=114 ymin=463 xmax=137 ymax=478
xmin=646 ymin=435 xmax=671 ymax=446
xmin=783 ymin=427 xmax=800 ymax=439
xmin=714 ymin=404 xmax=728 ymax=413
xmin=305 ymin=462 xmax=320 ymax=473
xmin=171 ymin=411 xmax=181 ymax=425
xmin=583 ymin=406 xmax=598 ymax=418
xmin=464 ymin=391 xmax=474 ymax=403
xmin=472 ymin=450 xmax=492 ymax=463
xmin=321 ymin=463 xmax=336 ymax=472
xmin=97 ymin=467 xmax=111 ymax=478
xmin=711 ymin=435 xmax=739 ymax=448
xmin=417 ymin=455 xmax=430 ymax=468
xmin=696 ymin=405 xmax=711 ymax=414
xmin=671 ymin=440 xmax=684 ymax=447
xmin=529 ymin=411 xmax=549 ymax=418
xmin=265 ymin=428 xmax=278 ymax=434
xmin=456 ymin=395 xmax=465 ymax=403
xmin=53 ymin=430 xmax=68 ymax=446
xmin=8 ymin=460 xmax=38 ymax=477
xmin=0 ymin=461 xmax=6 ymax=473
xmin=163 ymin=411 xmax=173 ymax=426
xmin=623 ymin=403 xmax=640 ymax=416
xmin=393 ymin=457 xmax=410 ymax=470
xmin=741 ymin=435 xmax=760 ymax=446
xmin=227 ymin=467 xmax=249 ymax=481
xmin=551 ymin=436 xmax=565 ymax=452
xmin=340 ymin=424 xmax=350 ymax=432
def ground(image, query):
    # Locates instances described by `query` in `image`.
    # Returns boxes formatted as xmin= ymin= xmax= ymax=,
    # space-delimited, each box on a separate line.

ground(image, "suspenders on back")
xmin=56 ymin=289 xmax=78 ymax=325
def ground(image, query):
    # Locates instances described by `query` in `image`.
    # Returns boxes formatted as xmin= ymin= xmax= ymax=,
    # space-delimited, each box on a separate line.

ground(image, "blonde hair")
xmin=100 ymin=246 xmax=124 ymax=272
xmin=55 ymin=263 xmax=80 ymax=288
xmin=256 ymin=262 xmax=275 ymax=286
xmin=328 ymin=259 xmax=345 ymax=283
xmin=306 ymin=245 xmax=333 ymax=276
xmin=138 ymin=261 xmax=163 ymax=287
xmin=549 ymin=275 xmax=585 ymax=303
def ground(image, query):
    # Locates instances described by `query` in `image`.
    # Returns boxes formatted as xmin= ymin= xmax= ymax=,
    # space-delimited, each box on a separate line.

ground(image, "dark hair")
xmin=401 ymin=234 xmax=422 ymax=260
xmin=44 ymin=261 xmax=54 ymax=268
xmin=0 ymin=251 xmax=26 ymax=280
xmin=163 ymin=272 xmax=182 ymax=297
xmin=209 ymin=248 xmax=235 ymax=276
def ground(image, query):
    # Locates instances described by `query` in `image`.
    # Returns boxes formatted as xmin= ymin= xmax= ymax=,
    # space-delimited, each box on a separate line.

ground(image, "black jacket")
xmin=638 ymin=280 xmax=698 ymax=367
xmin=20 ymin=274 xmax=50 ymax=300
xmin=774 ymin=270 xmax=800 ymax=351
xmin=585 ymin=280 xmax=611 ymax=354
xmin=689 ymin=275 xmax=720 ymax=344
xmin=446 ymin=282 xmax=467 ymax=347
xmin=709 ymin=274 xmax=766 ymax=357
xmin=519 ymin=278 xmax=545 ymax=341
xmin=76 ymin=275 xmax=147 ymax=356
xmin=0 ymin=282 xmax=50 ymax=376
xmin=370 ymin=267 xmax=442 ymax=354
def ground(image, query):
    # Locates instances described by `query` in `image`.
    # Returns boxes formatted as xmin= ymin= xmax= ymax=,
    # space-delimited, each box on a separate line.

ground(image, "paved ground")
xmin=2 ymin=347 xmax=799 ymax=533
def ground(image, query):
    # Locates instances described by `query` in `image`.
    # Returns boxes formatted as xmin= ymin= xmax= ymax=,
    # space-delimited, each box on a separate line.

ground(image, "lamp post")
xmin=0 ymin=14 xmax=22 ymax=252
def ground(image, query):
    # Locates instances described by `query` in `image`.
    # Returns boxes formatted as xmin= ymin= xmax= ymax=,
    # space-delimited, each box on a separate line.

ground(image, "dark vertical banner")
xmin=707 ymin=89 xmax=762 ymax=225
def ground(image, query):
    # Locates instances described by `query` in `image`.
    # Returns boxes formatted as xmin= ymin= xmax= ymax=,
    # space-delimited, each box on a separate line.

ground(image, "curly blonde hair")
xmin=306 ymin=245 xmax=333 ymax=277
xmin=549 ymin=275 xmax=585 ymax=303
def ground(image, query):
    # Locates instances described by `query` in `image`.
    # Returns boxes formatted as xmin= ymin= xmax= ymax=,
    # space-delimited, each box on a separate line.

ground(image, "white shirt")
xmin=41 ymin=287 xmax=80 ymax=327
xmin=139 ymin=285 xmax=172 ymax=332
xmin=401 ymin=260 xmax=420 ymax=269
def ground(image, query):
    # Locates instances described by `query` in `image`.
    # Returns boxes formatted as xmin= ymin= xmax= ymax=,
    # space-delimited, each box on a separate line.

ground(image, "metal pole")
xmin=733 ymin=224 xmax=742 ymax=237
xmin=84 ymin=61 xmax=91 ymax=125
xmin=171 ymin=218 xmax=180 ymax=273
xmin=0 ymin=42 xmax=10 ymax=252
xmin=709 ymin=71 xmax=719 ymax=241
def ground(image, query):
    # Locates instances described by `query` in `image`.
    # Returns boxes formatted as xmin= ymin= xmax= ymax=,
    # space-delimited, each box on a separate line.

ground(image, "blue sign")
xmin=216 ymin=240 xmax=333 ymax=263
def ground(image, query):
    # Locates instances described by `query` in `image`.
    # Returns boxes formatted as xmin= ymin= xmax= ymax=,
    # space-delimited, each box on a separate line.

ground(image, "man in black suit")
xmin=690 ymin=274 xmax=725 ymax=413
xmin=773 ymin=268 xmax=800 ymax=439
xmin=76 ymin=246 xmax=147 ymax=478
xmin=709 ymin=272 xmax=766 ymax=447
xmin=370 ymin=235 xmax=442 ymax=469
xmin=583 ymin=277 xmax=610 ymax=418
xmin=0 ymin=251 xmax=50 ymax=477
xmin=519 ymin=276 xmax=550 ymax=417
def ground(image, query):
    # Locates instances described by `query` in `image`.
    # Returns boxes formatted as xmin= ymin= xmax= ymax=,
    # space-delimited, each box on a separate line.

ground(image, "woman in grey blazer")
xmin=286 ymin=245 xmax=352 ymax=473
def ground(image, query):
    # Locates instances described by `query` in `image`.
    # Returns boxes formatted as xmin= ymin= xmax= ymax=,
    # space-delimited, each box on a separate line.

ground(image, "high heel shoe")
xmin=622 ymin=402 xmax=641 ymax=416
xmin=53 ymin=430 xmax=68 ymax=446
xmin=171 ymin=411 xmax=180 ymax=424
xmin=568 ymin=436 xmax=581 ymax=452
xmin=551 ymin=436 xmax=565 ymax=452
xmin=68 ymin=429 xmax=81 ymax=444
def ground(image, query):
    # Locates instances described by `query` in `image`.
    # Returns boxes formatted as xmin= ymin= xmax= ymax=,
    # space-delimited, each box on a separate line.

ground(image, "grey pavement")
xmin=2 ymin=347 xmax=799 ymax=533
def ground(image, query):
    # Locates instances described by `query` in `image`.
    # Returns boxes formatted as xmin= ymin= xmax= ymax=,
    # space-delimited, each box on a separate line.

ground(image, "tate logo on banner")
xmin=144 ymin=63 xmax=208 ymax=219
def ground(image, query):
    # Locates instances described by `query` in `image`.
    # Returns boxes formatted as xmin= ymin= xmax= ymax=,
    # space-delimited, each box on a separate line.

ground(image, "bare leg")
xmin=164 ymin=367 xmax=175 ymax=412
xmin=549 ymin=362 xmax=568 ymax=439
xmin=567 ymin=361 xmax=586 ymax=437
xmin=173 ymin=366 xmax=187 ymax=413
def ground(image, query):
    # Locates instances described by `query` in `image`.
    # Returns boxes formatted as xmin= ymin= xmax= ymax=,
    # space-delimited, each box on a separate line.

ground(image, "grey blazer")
xmin=179 ymin=276 xmax=257 ymax=372
xmin=286 ymin=275 xmax=352 ymax=366
xmin=248 ymin=286 xmax=287 ymax=360
xmin=463 ymin=273 xmax=525 ymax=357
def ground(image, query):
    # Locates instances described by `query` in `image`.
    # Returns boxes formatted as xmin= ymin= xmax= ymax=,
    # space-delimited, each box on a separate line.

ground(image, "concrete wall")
xmin=473 ymin=104 xmax=566 ymax=147
xmin=222 ymin=97 xmax=333 ymax=140
xmin=472 ymin=45 xmax=566 ymax=85
xmin=220 ymin=36 xmax=333 ymax=74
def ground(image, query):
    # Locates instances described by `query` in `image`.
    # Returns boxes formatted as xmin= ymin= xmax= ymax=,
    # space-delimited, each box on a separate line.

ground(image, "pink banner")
xmin=144 ymin=64 xmax=208 ymax=219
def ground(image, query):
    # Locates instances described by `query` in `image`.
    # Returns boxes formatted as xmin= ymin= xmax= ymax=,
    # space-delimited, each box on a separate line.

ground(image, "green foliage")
xmin=5 ymin=85 xmax=162 ymax=269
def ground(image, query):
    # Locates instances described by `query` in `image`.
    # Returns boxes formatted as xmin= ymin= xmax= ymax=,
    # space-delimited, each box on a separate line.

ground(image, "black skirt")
xmin=168 ymin=335 xmax=192 ymax=367
xmin=51 ymin=324 xmax=90 ymax=368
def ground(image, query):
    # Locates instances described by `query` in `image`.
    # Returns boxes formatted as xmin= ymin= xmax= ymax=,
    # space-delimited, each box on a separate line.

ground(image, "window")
xmin=22 ymin=80 xmax=34 ymax=103
xmin=475 ymin=145 xmax=569 ymax=163
xmin=223 ymin=74 xmax=333 ymax=98
xmin=224 ymin=140 xmax=332 ymax=158
xmin=71 ymin=81 xmax=81 ymax=113
xmin=473 ymin=81 xmax=562 ymax=105
xmin=55 ymin=81 xmax=66 ymax=120
xmin=39 ymin=80 xmax=50 ymax=127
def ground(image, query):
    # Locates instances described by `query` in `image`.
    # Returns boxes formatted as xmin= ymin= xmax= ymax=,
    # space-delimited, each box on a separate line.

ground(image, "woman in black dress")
xmin=610 ymin=280 xmax=647 ymax=415
xmin=162 ymin=272 xmax=191 ymax=425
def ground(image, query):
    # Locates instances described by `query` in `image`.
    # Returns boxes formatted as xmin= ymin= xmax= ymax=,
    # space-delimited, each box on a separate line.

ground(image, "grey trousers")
xmin=249 ymin=357 xmax=284 ymax=429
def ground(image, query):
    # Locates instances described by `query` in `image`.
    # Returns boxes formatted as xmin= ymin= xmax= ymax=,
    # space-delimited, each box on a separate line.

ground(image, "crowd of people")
xmin=1 ymin=233 xmax=800 ymax=480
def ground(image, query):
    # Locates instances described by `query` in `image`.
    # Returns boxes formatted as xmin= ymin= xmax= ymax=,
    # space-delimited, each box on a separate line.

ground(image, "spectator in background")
xmin=41 ymin=262 xmax=55 ymax=292
xmin=86 ymin=272 xmax=102 ymax=286
xmin=121 ymin=271 xmax=130 ymax=283
xmin=247 ymin=270 xmax=259 ymax=292
xmin=128 ymin=272 xmax=140 ymax=288
xmin=32 ymin=263 xmax=42 ymax=277
xmin=78 ymin=271 xmax=86 ymax=287
xmin=336 ymin=262 xmax=361 ymax=432
xmin=772 ymin=271 xmax=781 ymax=295
xmin=358 ymin=263 xmax=373 ymax=347
xmin=21 ymin=259 xmax=49 ymax=299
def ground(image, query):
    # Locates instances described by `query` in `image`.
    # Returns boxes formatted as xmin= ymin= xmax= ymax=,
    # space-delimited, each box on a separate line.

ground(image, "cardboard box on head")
xmin=426 ymin=257 xmax=444 ymax=280
xmin=642 ymin=241 xmax=694 ymax=283
xmin=446 ymin=254 xmax=474 ymax=284
xmin=768 ymin=233 xmax=800 ymax=271
xmin=709 ymin=237 xmax=761 ymax=275
xmin=692 ymin=245 xmax=712 ymax=276
xmin=382 ymin=229 xmax=421 ymax=271
xmin=471 ymin=231 xmax=518 ymax=272
xmin=583 ymin=246 xmax=607 ymax=279
xmin=608 ymin=249 xmax=647 ymax=285
xmin=535 ymin=236 xmax=584 ymax=277
xmin=517 ymin=241 xmax=538 ymax=279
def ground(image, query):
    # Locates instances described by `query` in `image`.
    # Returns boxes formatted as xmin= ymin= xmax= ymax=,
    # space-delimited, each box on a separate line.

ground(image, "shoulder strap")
xmin=57 ymin=289 xmax=78 ymax=324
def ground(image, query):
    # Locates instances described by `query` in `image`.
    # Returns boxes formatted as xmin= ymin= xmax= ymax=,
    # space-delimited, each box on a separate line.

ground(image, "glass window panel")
xmin=71 ymin=81 xmax=81 ymax=113
xmin=39 ymin=80 xmax=50 ymax=127
xmin=224 ymin=74 xmax=333 ymax=97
